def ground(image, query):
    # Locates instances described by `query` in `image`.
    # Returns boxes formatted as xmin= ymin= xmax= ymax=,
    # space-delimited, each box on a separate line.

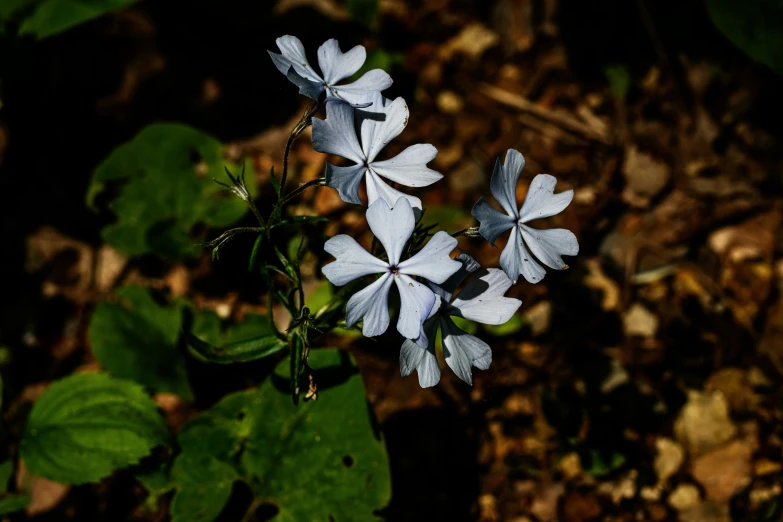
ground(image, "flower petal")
xmin=317 ymin=39 xmax=365 ymax=85
xmin=441 ymin=316 xmax=492 ymax=385
xmin=328 ymin=69 xmax=393 ymax=108
xmin=398 ymin=231 xmax=460 ymax=284
xmin=312 ymin=102 xmax=364 ymax=164
xmin=325 ymin=162 xmax=366 ymax=205
xmin=365 ymin=169 xmax=423 ymax=214
xmin=471 ymin=197 xmax=515 ymax=246
xmin=519 ymin=225 xmax=579 ymax=270
xmin=450 ymin=268 xmax=522 ymax=325
xmin=500 ymin=226 xmax=546 ymax=284
xmin=490 ymin=149 xmax=525 ymax=218
xmin=395 ymin=274 xmax=436 ymax=339
xmin=322 ymin=235 xmax=388 ymax=286
xmin=429 ymin=251 xmax=481 ymax=301
xmin=518 ymin=174 xmax=574 ymax=224
xmin=400 ymin=318 xmax=441 ymax=388
xmin=370 ymin=144 xmax=442 ymax=187
xmin=360 ymin=95 xmax=408 ymax=162
xmin=269 ymin=35 xmax=322 ymax=82
xmin=346 ymin=273 xmax=394 ymax=337
xmin=366 ymin=197 xmax=414 ymax=266
xmin=284 ymin=67 xmax=325 ymax=99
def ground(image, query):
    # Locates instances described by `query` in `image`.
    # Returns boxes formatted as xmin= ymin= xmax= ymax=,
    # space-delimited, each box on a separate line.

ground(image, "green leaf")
xmin=706 ymin=0 xmax=783 ymax=76
xmin=482 ymin=313 xmax=525 ymax=336
xmin=187 ymin=333 xmax=285 ymax=364
xmin=604 ymin=64 xmax=630 ymax=101
xmin=582 ymin=448 xmax=627 ymax=477
xmin=170 ymin=452 xmax=238 ymax=522
xmin=170 ymin=349 xmax=391 ymax=522
xmin=1 ymin=0 xmax=140 ymax=40
xmin=247 ymin=234 xmax=264 ymax=272
xmin=419 ymin=204 xmax=473 ymax=233
xmin=87 ymin=123 xmax=253 ymax=259
xmin=188 ymin=311 xmax=284 ymax=364
xmin=0 ymin=494 xmax=30 ymax=516
xmin=347 ymin=0 xmax=379 ymax=28
xmin=0 ymin=461 xmax=12 ymax=492
xmin=270 ymin=215 xmax=329 ymax=229
xmin=270 ymin=165 xmax=281 ymax=196
xmin=354 ymin=48 xmax=404 ymax=79
xmin=88 ymin=286 xmax=193 ymax=399
xmin=20 ymin=373 xmax=170 ymax=485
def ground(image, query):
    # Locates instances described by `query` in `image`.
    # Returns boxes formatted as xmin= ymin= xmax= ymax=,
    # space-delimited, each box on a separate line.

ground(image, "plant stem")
xmin=278 ymin=177 xmax=326 ymax=207
xmin=201 ymin=227 xmax=265 ymax=248
xmin=280 ymin=100 xmax=320 ymax=196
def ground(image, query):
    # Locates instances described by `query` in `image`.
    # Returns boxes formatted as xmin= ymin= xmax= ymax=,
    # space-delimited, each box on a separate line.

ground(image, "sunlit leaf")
xmin=20 ymin=373 xmax=170 ymax=484
xmin=169 ymin=349 xmax=391 ymax=522
xmin=87 ymin=123 xmax=254 ymax=259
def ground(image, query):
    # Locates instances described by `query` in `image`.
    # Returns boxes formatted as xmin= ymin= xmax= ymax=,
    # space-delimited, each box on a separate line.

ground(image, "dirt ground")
xmin=1 ymin=1 xmax=782 ymax=521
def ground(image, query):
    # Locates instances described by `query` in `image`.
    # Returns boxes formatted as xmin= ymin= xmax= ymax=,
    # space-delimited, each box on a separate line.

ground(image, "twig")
xmin=280 ymin=100 xmax=320 ymax=195
xmin=278 ymin=177 xmax=326 ymax=207
xmin=479 ymin=83 xmax=611 ymax=144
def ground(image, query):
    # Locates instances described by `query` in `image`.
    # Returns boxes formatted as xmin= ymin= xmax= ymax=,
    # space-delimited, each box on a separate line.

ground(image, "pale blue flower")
xmin=400 ymin=253 xmax=522 ymax=387
xmin=312 ymin=93 xmax=442 ymax=211
xmin=472 ymin=149 xmax=579 ymax=284
xmin=268 ymin=36 xmax=392 ymax=107
xmin=322 ymin=198 xmax=461 ymax=340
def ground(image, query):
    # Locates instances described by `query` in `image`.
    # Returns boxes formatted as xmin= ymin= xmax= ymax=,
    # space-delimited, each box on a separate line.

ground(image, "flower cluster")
xmin=269 ymin=35 xmax=579 ymax=387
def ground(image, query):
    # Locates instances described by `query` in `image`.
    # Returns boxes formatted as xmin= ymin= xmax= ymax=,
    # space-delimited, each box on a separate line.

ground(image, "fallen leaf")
xmin=674 ymin=390 xmax=737 ymax=458
xmin=668 ymin=483 xmax=701 ymax=511
xmin=654 ymin=437 xmax=684 ymax=483
xmin=691 ymin=439 xmax=753 ymax=502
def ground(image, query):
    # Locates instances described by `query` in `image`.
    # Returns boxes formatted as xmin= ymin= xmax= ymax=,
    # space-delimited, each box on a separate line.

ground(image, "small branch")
xmin=280 ymin=100 xmax=320 ymax=196
xmin=278 ymin=177 xmax=326 ymax=207
xmin=200 ymin=227 xmax=264 ymax=248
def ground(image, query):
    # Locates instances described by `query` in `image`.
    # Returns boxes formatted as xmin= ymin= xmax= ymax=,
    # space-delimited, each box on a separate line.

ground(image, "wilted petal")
xmin=322 ymin=235 xmax=388 ymax=286
xmin=365 ymin=169 xmax=423 ymax=213
xmin=325 ymin=163 xmax=366 ymax=205
xmin=327 ymin=70 xmax=393 ymax=107
xmin=518 ymin=174 xmax=574 ymax=224
xmin=472 ymin=197 xmax=515 ymax=246
xmin=346 ymin=273 xmax=394 ymax=336
xmin=400 ymin=318 xmax=441 ymax=388
xmin=500 ymin=226 xmax=546 ymax=284
xmin=366 ymin=197 xmax=414 ymax=266
xmin=395 ymin=274 xmax=436 ymax=339
xmin=430 ymin=251 xmax=481 ymax=300
xmin=370 ymin=144 xmax=442 ymax=187
xmin=441 ymin=316 xmax=492 ymax=385
xmin=519 ymin=225 xmax=579 ymax=270
xmin=312 ymin=102 xmax=364 ymax=164
xmin=490 ymin=149 xmax=525 ymax=218
xmin=398 ymin=231 xmax=460 ymax=284
xmin=360 ymin=95 xmax=408 ymax=162
xmin=317 ymin=39 xmax=365 ymax=84
xmin=269 ymin=35 xmax=322 ymax=82
xmin=450 ymin=269 xmax=522 ymax=325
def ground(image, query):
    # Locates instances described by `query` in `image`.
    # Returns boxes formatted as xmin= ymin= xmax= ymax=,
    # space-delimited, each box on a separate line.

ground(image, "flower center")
xmin=390 ymin=266 xmax=399 ymax=275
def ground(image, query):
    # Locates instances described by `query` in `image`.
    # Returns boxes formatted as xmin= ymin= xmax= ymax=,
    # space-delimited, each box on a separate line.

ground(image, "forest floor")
xmin=2 ymin=0 xmax=783 ymax=521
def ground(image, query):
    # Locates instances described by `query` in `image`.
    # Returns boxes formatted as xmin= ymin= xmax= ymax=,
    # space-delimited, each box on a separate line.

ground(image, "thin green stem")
xmin=280 ymin=100 xmax=320 ymax=196
xmin=278 ymin=177 xmax=326 ymax=207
